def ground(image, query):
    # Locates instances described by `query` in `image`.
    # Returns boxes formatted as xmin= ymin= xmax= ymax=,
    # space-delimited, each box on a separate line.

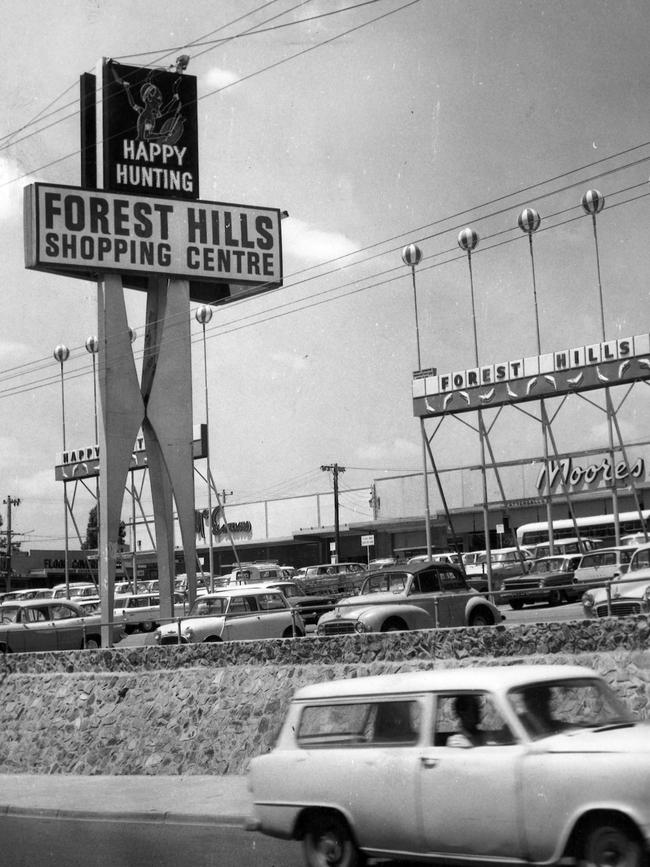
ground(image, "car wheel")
xmin=582 ymin=819 xmax=643 ymax=867
xmin=140 ymin=620 xmax=155 ymax=633
xmin=83 ymin=635 xmax=101 ymax=649
xmin=509 ymin=600 xmax=524 ymax=610
xmin=381 ymin=618 xmax=407 ymax=632
xmin=468 ymin=609 xmax=494 ymax=627
xmin=548 ymin=589 xmax=567 ymax=607
xmin=303 ymin=810 xmax=360 ymax=867
xmin=203 ymin=636 xmax=222 ymax=642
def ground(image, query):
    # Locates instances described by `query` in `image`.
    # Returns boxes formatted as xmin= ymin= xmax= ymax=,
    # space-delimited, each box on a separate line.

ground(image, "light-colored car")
xmin=0 ymin=598 xmax=121 ymax=652
xmin=315 ymin=562 xmax=502 ymax=636
xmin=113 ymin=591 xmax=185 ymax=634
xmin=248 ymin=664 xmax=650 ymax=867
xmin=464 ymin=547 xmax=534 ymax=593
xmin=573 ymin=546 xmax=635 ymax=589
xmin=154 ymin=586 xmax=305 ymax=645
xmin=582 ymin=543 xmax=650 ymax=618
xmin=501 ymin=554 xmax=584 ymax=609
xmin=51 ymin=581 xmax=99 ymax=601
xmin=408 ymin=552 xmax=462 ymax=566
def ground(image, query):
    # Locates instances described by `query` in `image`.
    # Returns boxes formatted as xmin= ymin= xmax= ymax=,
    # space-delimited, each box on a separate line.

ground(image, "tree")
xmin=82 ymin=506 xmax=127 ymax=550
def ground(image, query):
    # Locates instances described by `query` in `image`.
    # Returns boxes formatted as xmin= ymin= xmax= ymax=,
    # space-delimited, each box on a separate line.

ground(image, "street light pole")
xmin=3 ymin=495 xmax=20 ymax=593
xmin=53 ymin=344 xmax=70 ymax=597
xmin=195 ymin=305 xmax=215 ymax=590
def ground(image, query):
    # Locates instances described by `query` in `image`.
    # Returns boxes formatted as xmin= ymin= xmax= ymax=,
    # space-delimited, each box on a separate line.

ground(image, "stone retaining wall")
xmin=1 ymin=617 xmax=649 ymax=775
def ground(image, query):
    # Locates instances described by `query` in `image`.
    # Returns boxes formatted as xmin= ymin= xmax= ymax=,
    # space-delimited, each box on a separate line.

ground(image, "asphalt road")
xmin=1 ymin=813 xmax=304 ymax=867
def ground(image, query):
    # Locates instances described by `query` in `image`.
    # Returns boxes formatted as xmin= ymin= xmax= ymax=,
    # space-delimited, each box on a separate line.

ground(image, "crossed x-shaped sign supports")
xmin=96 ymin=273 xmax=198 ymax=646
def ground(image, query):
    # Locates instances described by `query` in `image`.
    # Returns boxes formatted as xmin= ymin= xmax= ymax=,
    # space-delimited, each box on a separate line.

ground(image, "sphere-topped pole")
xmin=401 ymin=243 xmax=423 ymax=370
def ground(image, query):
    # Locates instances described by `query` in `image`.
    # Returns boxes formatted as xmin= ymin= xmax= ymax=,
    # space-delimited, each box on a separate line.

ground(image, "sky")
xmin=1 ymin=0 xmax=650 ymax=550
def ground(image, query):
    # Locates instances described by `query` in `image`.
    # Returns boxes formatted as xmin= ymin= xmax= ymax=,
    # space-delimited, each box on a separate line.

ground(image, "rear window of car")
xmin=296 ymin=699 xmax=422 ymax=748
xmin=631 ymin=548 xmax=650 ymax=571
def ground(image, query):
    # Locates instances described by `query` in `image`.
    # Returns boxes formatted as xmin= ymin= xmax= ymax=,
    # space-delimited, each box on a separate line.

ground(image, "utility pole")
xmin=321 ymin=464 xmax=345 ymax=564
xmin=3 ymin=496 xmax=20 ymax=593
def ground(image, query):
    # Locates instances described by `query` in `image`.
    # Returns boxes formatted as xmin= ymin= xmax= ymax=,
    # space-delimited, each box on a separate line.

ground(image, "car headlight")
xmin=354 ymin=620 xmax=368 ymax=634
xmin=183 ymin=626 xmax=194 ymax=640
xmin=643 ymin=586 xmax=650 ymax=602
xmin=154 ymin=631 xmax=162 ymax=644
xmin=582 ymin=591 xmax=594 ymax=609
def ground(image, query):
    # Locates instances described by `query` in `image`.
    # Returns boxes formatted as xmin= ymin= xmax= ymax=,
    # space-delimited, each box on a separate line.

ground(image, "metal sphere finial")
xmin=401 ymin=243 xmax=422 ymax=267
xmin=581 ymin=189 xmax=605 ymax=216
xmin=195 ymin=305 xmax=213 ymax=325
xmin=518 ymin=207 xmax=541 ymax=234
xmin=458 ymin=227 xmax=479 ymax=253
xmin=129 ymin=328 xmax=137 ymax=344
xmin=53 ymin=344 xmax=70 ymax=363
xmin=85 ymin=336 xmax=98 ymax=354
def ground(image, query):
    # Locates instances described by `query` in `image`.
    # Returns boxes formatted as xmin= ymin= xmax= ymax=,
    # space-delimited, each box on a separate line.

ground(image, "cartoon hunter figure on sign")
xmin=109 ymin=61 xmax=185 ymax=144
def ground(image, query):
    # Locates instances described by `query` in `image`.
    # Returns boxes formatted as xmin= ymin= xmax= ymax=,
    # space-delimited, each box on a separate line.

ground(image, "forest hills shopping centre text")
xmin=38 ymin=189 xmax=280 ymax=278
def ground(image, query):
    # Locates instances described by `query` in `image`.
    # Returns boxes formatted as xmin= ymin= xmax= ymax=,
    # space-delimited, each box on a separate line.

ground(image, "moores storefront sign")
xmin=536 ymin=456 xmax=646 ymax=494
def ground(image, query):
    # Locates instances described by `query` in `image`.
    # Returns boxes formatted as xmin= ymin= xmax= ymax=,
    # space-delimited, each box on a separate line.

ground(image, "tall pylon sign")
xmin=24 ymin=58 xmax=284 ymax=645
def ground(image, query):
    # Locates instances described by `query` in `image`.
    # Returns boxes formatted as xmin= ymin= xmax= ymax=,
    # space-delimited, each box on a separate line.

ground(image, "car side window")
xmin=50 ymin=604 xmax=77 ymax=620
xmin=296 ymin=699 xmax=422 ymax=748
xmin=227 ymin=595 xmax=258 ymax=614
xmin=24 ymin=607 xmax=48 ymax=623
xmin=411 ymin=569 xmax=440 ymax=594
xmin=601 ymin=553 xmax=615 ymax=566
xmin=434 ymin=694 xmax=515 ymax=747
xmin=438 ymin=568 xmax=466 ymax=591
xmin=256 ymin=593 xmax=286 ymax=611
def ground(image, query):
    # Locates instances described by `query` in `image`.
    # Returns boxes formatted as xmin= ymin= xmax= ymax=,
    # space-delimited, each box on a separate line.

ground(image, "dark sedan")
xmin=0 ymin=598 xmax=121 ymax=652
xmin=501 ymin=554 xmax=584 ymax=610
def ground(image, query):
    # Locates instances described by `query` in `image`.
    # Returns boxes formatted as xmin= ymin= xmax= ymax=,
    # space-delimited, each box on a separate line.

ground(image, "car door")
xmin=254 ymin=592 xmax=295 ymax=637
xmin=436 ymin=568 xmax=475 ymax=625
xmin=222 ymin=594 xmax=263 ymax=640
xmin=418 ymin=693 xmax=525 ymax=858
xmin=50 ymin=602 xmax=84 ymax=651
xmin=14 ymin=604 xmax=58 ymax=652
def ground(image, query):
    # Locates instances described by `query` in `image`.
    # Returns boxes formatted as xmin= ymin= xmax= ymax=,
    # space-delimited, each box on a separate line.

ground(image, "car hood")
xmin=158 ymin=615 xmax=224 ymax=634
xmin=590 ymin=578 xmax=649 ymax=603
xmin=539 ymin=722 xmax=650 ymax=753
xmin=503 ymin=569 xmax=569 ymax=584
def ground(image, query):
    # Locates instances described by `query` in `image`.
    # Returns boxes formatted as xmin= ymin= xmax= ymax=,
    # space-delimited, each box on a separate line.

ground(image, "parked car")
xmin=248 ymin=664 xmax=649 ymax=867
xmin=51 ymin=582 xmax=99 ymax=602
xmin=582 ymin=543 xmax=650 ymax=618
xmin=464 ymin=547 xmax=533 ymax=593
xmin=572 ymin=546 xmax=635 ymax=589
xmin=247 ymin=580 xmax=337 ymax=626
xmin=0 ymin=588 xmax=51 ymax=603
xmin=527 ymin=537 xmax=598 ymax=559
xmin=408 ymin=552 xmax=462 ymax=566
xmin=154 ymin=586 xmax=306 ymax=645
xmin=501 ymin=554 xmax=584 ymax=609
xmin=113 ymin=591 xmax=185 ymax=634
xmin=315 ymin=562 xmax=502 ymax=636
xmin=294 ymin=563 xmax=367 ymax=596
xmin=0 ymin=598 xmax=121 ymax=652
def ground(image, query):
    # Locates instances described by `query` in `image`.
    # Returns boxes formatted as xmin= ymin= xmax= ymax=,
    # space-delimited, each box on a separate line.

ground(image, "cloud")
xmin=355 ymin=438 xmax=421 ymax=466
xmin=0 ymin=155 xmax=33 ymax=221
xmin=282 ymin=218 xmax=359 ymax=264
xmin=201 ymin=67 xmax=241 ymax=91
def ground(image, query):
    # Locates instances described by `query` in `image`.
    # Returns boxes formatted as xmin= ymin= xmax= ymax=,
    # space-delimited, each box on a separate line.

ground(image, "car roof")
xmin=579 ymin=546 xmax=634 ymax=555
xmin=292 ymin=665 xmax=599 ymax=701
xmin=0 ymin=598 xmax=80 ymax=608
xmin=203 ymin=586 xmax=284 ymax=598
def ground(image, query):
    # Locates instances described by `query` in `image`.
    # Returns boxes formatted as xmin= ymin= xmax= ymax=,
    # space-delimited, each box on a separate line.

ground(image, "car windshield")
xmin=508 ymin=678 xmax=633 ymax=740
xmin=188 ymin=597 xmax=229 ymax=616
xmin=361 ymin=573 xmax=407 ymax=594
xmin=531 ymin=558 xmax=564 ymax=573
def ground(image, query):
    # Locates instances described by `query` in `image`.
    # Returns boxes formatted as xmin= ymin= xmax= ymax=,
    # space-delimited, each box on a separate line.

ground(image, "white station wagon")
xmin=248 ymin=665 xmax=650 ymax=867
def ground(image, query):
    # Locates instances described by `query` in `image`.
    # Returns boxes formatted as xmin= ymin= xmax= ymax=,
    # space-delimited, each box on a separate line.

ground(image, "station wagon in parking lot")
xmin=154 ymin=586 xmax=305 ymax=645
xmin=248 ymin=664 xmax=650 ymax=867
xmin=573 ymin=547 xmax=634 ymax=589
xmin=315 ymin=562 xmax=502 ymax=635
